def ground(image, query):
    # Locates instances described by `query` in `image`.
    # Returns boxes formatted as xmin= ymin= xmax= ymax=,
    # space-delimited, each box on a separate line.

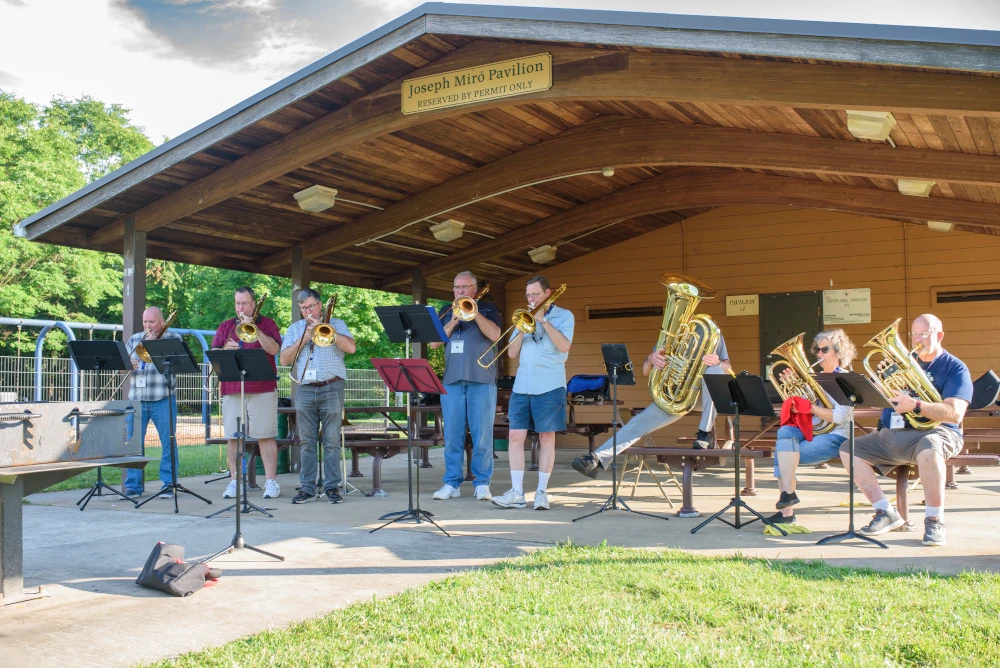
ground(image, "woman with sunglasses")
xmin=771 ymin=329 xmax=856 ymax=525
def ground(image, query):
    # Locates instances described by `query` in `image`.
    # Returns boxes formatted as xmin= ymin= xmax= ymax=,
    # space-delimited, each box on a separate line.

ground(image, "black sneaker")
xmin=922 ymin=517 xmax=946 ymax=546
xmin=326 ymin=489 xmax=343 ymax=504
xmin=291 ymin=490 xmax=313 ymax=504
xmin=571 ymin=455 xmax=601 ymax=479
xmin=766 ymin=511 xmax=797 ymax=524
xmin=776 ymin=491 xmax=800 ymax=509
xmin=859 ymin=508 xmax=905 ymax=535
xmin=692 ymin=430 xmax=712 ymax=449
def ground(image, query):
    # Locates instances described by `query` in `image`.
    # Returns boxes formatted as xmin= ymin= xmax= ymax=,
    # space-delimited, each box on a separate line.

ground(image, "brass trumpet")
xmin=477 ymin=284 xmax=566 ymax=369
xmin=236 ymin=292 xmax=268 ymax=344
xmin=442 ymin=283 xmax=490 ymax=323
xmin=133 ymin=310 xmax=177 ymax=363
xmin=767 ymin=333 xmax=837 ymax=434
xmin=291 ymin=295 xmax=338 ymax=385
xmin=863 ymin=318 xmax=942 ymax=430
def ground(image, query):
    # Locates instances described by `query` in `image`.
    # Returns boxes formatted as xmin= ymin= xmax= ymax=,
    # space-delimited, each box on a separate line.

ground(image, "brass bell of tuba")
xmin=477 ymin=284 xmax=567 ymax=369
xmin=648 ymin=274 xmax=721 ymax=415
xmin=133 ymin=310 xmax=177 ymax=363
xmin=236 ymin=292 xmax=268 ymax=343
xmin=767 ymin=333 xmax=837 ymax=434
xmin=863 ymin=318 xmax=942 ymax=430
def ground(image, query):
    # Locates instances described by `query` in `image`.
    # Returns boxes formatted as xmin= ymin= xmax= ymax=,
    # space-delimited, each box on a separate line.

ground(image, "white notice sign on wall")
xmin=726 ymin=294 xmax=759 ymax=317
xmin=823 ymin=288 xmax=871 ymax=325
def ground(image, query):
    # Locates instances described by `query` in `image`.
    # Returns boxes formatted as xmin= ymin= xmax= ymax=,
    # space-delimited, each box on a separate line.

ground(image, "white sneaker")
xmin=433 ymin=484 xmax=461 ymax=500
xmin=222 ymin=480 xmax=237 ymax=499
xmin=492 ymin=488 xmax=526 ymax=508
xmin=263 ymin=479 xmax=280 ymax=499
xmin=474 ymin=485 xmax=492 ymax=500
xmin=534 ymin=490 xmax=550 ymax=510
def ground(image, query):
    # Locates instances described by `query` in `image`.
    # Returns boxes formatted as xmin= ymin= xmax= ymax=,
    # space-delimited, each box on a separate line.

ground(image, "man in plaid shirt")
xmin=123 ymin=307 xmax=183 ymax=499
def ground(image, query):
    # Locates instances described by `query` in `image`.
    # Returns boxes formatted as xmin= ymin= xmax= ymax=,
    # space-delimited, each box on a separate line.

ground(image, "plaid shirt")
xmin=126 ymin=330 xmax=182 ymax=402
xmin=280 ymin=317 xmax=353 ymax=382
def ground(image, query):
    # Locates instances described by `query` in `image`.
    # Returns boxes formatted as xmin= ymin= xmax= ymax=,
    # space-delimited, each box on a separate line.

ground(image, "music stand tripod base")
xmin=573 ymin=345 xmax=668 ymax=523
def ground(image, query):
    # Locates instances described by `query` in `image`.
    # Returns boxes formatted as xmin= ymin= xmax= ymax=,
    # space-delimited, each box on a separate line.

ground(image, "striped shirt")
xmin=126 ymin=330 xmax=183 ymax=402
xmin=280 ymin=317 xmax=353 ymax=382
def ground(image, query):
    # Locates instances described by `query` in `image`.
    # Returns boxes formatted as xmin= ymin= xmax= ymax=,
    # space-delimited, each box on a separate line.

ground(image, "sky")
xmin=2 ymin=0 xmax=1000 ymax=143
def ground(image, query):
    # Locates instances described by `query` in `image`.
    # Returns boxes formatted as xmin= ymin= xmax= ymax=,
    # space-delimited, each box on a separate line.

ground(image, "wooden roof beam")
xmin=383 ymin=170 xmax=1000 ymax=287
xmin=82 ymin=41 xmax=1000 ymax=248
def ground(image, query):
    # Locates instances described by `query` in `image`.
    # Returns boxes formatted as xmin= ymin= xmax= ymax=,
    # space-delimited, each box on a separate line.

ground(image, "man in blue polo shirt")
xmin=493 ymin=276 xmax=573 ymax=511
xmin=841 ymin=314 xmax=972 ymax=546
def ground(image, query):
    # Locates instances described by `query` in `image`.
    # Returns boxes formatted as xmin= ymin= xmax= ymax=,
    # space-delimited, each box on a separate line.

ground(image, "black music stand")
xmin=135 ymin=338 xmax=213 ymax=513
xmin=815 ymin=372 xmax=894 ymax=548
xmin=692 ymin=373 xmax=787 ymax=535
xmin=573 ymin=345 xmax=668 ymax=523
xmin=205 ymin=348 xmax=283 ymax=562
xmin=369 ymin=304 xmax=450 ymax=536
xmin=67 ymin=340 xmax=139 ymax=509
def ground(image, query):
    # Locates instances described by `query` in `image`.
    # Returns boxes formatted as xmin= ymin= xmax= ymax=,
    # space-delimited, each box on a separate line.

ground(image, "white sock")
xmin=925 ymin=506 xmax=943 ymax=520
xmin=511 ymin=470 xmax=524 ymax=495
xmin=537 ymin=472 xmax=550 ymax=492
xmin=873 ymin=498 xmax=891 ymax=512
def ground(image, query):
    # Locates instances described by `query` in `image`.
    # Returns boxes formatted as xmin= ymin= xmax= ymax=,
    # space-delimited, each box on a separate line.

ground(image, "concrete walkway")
xmin=6 ymin=446 xmax=1000 ymax=667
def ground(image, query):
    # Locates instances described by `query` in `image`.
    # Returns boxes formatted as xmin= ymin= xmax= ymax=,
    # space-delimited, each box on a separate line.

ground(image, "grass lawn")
xmin=157 ymin=544 xmax=1000 ymax=667
xmin=41 ymin=444 xmax=225 ymax=493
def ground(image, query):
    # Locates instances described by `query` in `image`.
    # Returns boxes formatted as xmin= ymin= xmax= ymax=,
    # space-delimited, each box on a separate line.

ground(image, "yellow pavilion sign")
xmin=401 ymin=53 xmax=552 ymax=115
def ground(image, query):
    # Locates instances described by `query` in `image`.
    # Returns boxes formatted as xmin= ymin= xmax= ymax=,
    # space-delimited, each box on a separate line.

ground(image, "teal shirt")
xmin=511 ymin=304 xmax=575 ymax=395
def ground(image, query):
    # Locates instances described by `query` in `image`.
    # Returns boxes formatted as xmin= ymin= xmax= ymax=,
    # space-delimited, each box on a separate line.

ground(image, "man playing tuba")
xmin=211 ymin=287 xmax=283 ymax=500
xmin=844 ymin=314 xmax=972 ymax=546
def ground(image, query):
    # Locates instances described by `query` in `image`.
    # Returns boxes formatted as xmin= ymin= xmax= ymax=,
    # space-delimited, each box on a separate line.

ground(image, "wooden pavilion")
xmin=16 ymin=3 xmax=1000 ymax=443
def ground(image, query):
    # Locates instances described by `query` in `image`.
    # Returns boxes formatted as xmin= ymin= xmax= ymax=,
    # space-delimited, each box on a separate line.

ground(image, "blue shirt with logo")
xmin=879 ymin=349 xmax=972 ymax=432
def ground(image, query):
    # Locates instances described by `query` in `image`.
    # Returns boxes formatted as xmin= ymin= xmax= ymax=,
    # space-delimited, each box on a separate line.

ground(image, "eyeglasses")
xmin=526 ymin=291 xmax=545 ymax=300
xmin=453 ymin=285 xmax=476 ymax=291
xmin=811 ymin=346 xmax=831 ymax=354
xmin=909 ymin=331 xmax=934 ymax=339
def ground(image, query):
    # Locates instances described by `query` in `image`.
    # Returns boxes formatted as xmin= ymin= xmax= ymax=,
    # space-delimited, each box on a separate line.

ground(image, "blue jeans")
xmin=773 ymin=425 xmax=845 ymax=478
xmin=296 ymin=380 xmax=344 ymax=495
xmin=441 ymin=380 xmax=496 ymax=488
xmin=124 ymin=396 xmax=178 ymax=494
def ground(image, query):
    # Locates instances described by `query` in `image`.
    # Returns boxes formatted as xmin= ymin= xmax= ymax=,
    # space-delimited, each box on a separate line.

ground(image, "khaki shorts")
xmin=223 ymin=391 xmax=278 ymax=440
xmin=843 ymin=427 xmax=963 ymax=475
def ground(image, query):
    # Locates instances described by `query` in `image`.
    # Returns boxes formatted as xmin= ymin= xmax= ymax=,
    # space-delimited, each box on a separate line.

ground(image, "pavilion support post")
xmin=289 ymin=247 xmax=310 ymax=415
xmin=122 ymin=218 xmax=146 ymax=399
xmin=490 ymin=281 xmax=507 ymax=377
xmin=411 ymin=268 xmax=428 ymax=361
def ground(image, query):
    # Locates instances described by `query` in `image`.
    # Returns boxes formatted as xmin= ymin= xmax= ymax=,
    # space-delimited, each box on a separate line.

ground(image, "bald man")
xmin=842 ymin=314 xmax=972 ymax=547
xmin=123 ymin=307 xmax=184 ymax=500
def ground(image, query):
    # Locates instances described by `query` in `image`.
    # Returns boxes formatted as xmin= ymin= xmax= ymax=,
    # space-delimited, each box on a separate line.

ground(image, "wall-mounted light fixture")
xmin=293 ymin=185 xmax=338 ymax=212
xmin=927 ymin=220 xmax=955 ymax=232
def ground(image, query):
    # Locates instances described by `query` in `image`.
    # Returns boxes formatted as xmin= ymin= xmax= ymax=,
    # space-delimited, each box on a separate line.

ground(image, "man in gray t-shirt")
xmin=430 ymin=272 xmax=504 ymax=501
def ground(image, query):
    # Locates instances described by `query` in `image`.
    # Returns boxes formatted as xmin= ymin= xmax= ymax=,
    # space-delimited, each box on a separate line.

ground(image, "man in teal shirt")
xmin=493 ymin=276 xmax=574 ymax=511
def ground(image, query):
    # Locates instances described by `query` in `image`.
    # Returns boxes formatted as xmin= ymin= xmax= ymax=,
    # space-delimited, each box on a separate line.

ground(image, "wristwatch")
xmin=539 ymin=315 xmax=548 ymax=323
xmin=913 ymin=400 xmax=922 ymax=415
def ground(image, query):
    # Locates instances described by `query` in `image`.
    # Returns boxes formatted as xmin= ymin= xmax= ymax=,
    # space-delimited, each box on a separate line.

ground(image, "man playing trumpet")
xmin=211 ymin=287 xmax=283 ymax=500
xmin=431 ymin=271 xmax=503 ymax=502
xmin=843 ymin=314 xmax=972 ymax=546
xmin=280 ymin=289 xmax=356 ymax=505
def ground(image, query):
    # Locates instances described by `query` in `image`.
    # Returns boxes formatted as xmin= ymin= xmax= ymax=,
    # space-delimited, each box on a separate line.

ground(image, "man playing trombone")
xmin=123 ymin=306 xmax=183 ymax=499
xmin=279 ymin=289 xmax=356 ymax=505
xmin=493 ymin=276 xmax=573 ymax=511
xmin=430 ymin=271 xmax=503 ymax=502
xmin=211 ymin=287 xmax=282 ymax=500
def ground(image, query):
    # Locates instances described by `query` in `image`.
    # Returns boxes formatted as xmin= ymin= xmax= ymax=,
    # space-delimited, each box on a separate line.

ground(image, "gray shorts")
xmin=842 ymin=427 xmax=963 ymax=475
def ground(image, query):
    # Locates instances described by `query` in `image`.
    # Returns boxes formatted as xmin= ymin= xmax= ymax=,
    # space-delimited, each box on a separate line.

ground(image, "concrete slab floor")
xmin=7 ymin=446 xmax=1000 ymax=667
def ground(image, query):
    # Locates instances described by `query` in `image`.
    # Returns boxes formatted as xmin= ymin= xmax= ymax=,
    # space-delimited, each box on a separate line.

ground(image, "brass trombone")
xmin=133 ymin=310 xmax=177 ymax=363
xmin=290 ymin=295 xmax=338 ymax=385
xmin=477 ymin=284 xmax=566 ymax=369
xmin=235 ymin=291 xmax=268 ymax=344
xmin=442 ymin=283 xmax=490 ymax=323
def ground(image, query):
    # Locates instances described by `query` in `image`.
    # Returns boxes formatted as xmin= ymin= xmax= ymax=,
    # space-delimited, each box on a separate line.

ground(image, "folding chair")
xmin=615 ymin=408 xmax=683 ymax=507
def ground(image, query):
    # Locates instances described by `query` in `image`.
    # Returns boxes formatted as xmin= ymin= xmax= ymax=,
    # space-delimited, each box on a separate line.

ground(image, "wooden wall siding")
xmin=503 ymin=205 xmax=1000 ymax=448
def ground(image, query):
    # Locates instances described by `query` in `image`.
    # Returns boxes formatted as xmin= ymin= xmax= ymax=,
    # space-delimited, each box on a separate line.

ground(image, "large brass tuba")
xmin=477 ymin=284 xmax=567 ymax=369
xmin=236 ymin=291 xmax=268 ymax=343
xmin=648 ymin=274 xmax=721 ymax=415
xmin=863 ymin=318 xmax=942 ymax=430
xmin=133 ymin=310 xmax=177 ymax=363
xmin=767 ymin=333 xmax=837 ymax=434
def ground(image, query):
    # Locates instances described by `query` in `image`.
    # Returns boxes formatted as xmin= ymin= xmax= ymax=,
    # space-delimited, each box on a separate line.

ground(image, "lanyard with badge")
xmin=449 ymin=313 xmax=465 ymax=355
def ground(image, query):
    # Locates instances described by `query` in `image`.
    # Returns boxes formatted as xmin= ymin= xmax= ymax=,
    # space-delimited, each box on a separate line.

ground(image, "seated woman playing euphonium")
xmin=771 ymin=329 xmax=856 ymax=525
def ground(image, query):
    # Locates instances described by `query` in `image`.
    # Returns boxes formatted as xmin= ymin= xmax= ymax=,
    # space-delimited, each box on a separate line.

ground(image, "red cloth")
xmin=780 ymin=396 xmax=814 ymax=441
xmin=211 ymin=316 xmax=282 ymax=396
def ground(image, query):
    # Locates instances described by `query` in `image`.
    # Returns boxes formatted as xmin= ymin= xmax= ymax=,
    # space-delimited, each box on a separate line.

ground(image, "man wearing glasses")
xmin=842 ymin=314 xmax=972 ymax=546
xmin=430 ymin=271 xmax=503 ymax=501
xmin=493 ymin=276 xmax=574 ymax=510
